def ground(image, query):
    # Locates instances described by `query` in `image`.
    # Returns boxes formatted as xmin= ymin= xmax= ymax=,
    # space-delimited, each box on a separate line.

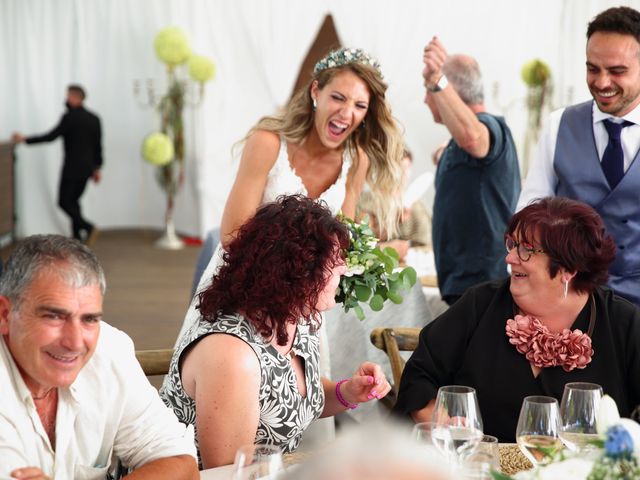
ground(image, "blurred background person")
xmin=12 ymin=85 xmax=102 ymax=245
xmin=423 ymin=37 xmax=520 ymax=306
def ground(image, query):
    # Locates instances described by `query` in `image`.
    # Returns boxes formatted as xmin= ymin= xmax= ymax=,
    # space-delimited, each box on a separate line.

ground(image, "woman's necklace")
xmin=32 ymin=388 xmax=55 ymax=401
xmin=505 ymin=295 xmax=596 ymax=372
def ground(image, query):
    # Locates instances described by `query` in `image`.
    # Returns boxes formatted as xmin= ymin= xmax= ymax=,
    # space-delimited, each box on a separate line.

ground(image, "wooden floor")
xmin=2 ymin=229 xmax=202 ymax=351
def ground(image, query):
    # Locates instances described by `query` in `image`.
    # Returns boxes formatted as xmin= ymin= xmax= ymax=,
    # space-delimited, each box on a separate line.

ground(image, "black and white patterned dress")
xmin=159 ymin=313 xmax=324 ymax=464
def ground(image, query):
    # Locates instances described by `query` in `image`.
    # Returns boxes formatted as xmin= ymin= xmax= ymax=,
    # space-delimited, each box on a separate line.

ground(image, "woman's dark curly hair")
xmin=507 ymin=197 xmax=616 ymax=294
xmin=197 ymin=195 xmax=349 ymax=346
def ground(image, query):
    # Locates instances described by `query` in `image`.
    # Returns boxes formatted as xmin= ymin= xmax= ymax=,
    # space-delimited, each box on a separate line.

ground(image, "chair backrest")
xmin=135 ymin=348 xmax=174 ymax=376
xmin=369 ymin=327 xmax=420 ymax=408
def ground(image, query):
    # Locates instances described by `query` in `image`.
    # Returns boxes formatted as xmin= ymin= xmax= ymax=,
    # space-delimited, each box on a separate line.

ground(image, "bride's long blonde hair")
xmin=242 ymin=57 xmax=404 ymax=237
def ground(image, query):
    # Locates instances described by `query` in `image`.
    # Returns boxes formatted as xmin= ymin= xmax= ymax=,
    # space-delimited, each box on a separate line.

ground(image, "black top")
xmin=393 ymin=279 xmax=640 ymax=442
xmin=431 ymin=113 xmax=520 ymax=297
xmin=27 ymin=105 xmax=102 ymax=178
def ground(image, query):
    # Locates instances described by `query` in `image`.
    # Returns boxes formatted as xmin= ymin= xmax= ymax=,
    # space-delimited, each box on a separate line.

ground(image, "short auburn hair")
xmin=507 ymin=197 xmax=616 ymax=294
xmin=197 ymin=195 xmax=349 ymax=345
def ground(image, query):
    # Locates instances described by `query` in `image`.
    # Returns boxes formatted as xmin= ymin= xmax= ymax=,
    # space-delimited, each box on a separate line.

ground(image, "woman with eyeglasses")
xmin=393 ymin=197 xmax=640 ymax=441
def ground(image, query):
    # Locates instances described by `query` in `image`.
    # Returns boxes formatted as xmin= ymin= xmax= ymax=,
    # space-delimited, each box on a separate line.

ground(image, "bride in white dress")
xmin=177 ymin=48 xmax=405 ymax=343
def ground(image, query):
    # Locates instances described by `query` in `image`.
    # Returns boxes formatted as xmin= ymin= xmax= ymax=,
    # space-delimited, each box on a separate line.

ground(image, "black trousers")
xmin=58 ymin=173 xmax=93 ymax=240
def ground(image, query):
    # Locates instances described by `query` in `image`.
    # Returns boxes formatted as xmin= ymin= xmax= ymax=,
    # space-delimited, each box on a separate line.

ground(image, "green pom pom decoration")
xmin=154 ymin=27 xmax=192 ymax=66
xmin=142 ymin=132 xmax=174 ymax=166
xmin=521 ymin=59 xmax=551 ymax=87
xmin=188 ymin=55 xmax=216 ymax=83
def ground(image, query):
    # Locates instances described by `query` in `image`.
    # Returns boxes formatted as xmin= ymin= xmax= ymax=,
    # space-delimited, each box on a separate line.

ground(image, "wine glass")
xmin=431 ymin=386 xmax=484 ymax=466
xmin=230 ymin=444 xmax=283 ymax=480
xmin=411 ymin=421 xmax=441 ymax=456
xmin=559 ymin=382 xmax=603 ymax=453
xmin=516 ymin=396 xmax=563 ymax=466
xmin=459 ymin=435 xmax=499 ymax=479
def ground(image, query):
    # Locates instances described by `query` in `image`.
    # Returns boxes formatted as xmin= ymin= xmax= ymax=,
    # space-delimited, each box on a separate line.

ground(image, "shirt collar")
xmin=0 ymin=335 xmax=84 ymax=406
xmin=1 ymin=336 xmax=37 ymax=404
xmin=592 ymin=100 xmax=640 ymax=126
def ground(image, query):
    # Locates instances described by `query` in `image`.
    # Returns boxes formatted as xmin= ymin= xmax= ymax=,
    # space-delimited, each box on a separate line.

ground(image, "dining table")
xmin=198 ymin=444 xmax=533 ymax=478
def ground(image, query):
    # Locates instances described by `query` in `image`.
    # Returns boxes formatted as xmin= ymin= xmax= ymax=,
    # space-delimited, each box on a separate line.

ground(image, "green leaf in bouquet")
xmin=354 ymin=285 xmax=372 ymax=302
xmin=387 ymin=291 xmax=403 ymax=304
xmin=369 ymin=294 xmax=384 ymax=311
xmin=387 ymin=278 xmax=401 ymax=293
xmin=383 ymin=246 xmax=400 ymax=261
xmin=353 ymin=304 xmax=365 ymax=321
xmin=400 ymin=266 xmax=417 ymax=286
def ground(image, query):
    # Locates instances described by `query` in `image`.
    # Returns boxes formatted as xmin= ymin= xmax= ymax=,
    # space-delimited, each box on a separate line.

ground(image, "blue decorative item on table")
xmin=493 ymin=395 xmax=640 ymax=480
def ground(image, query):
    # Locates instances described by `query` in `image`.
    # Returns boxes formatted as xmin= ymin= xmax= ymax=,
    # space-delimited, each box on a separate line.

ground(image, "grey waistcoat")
xmin=554 ymin=101 xmax=640 ymax=305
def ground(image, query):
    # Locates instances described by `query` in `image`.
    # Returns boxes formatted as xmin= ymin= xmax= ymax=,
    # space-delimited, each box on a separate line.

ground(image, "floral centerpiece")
xmin=492 ymin=395 xmax=640 ymax=480
xmin=335 ymin=216 xmax=417 ymax=320
xmin=140 ymin=27 xmax=215 ymax=249
xmin=520 ymin=59 xmax=553 ymax=176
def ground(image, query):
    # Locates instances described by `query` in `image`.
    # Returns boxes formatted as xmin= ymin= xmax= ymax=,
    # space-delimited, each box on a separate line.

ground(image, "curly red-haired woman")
xmin=394 ymin=197 xmax=640 ymax=442
xmin=160 ymin=195 xmax=390 ymax=468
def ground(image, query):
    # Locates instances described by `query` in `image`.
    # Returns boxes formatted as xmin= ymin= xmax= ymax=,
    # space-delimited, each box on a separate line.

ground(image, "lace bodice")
xmin=262 ymin=137 xmax=352 ymax=214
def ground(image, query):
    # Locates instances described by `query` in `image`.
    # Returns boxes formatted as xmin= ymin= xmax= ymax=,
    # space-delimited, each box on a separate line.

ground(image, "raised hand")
xmin=422 ymin=36 xmax=448 ymax=88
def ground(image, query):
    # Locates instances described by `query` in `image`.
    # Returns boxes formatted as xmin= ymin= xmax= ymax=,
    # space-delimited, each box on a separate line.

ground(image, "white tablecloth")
xmin=323 ymin=279 xmax=434 ymax=423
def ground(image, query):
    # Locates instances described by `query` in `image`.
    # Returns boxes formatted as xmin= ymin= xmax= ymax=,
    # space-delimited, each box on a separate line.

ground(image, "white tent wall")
xmin=1 ymin=0 xmax=638 ymax=239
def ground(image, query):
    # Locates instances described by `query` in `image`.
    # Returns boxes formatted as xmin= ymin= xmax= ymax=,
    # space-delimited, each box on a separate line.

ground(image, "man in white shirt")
xmin=0 ymin=235 xmax=198 ymax=479
xmin=518 ymin=6 xmax=640 ymax=305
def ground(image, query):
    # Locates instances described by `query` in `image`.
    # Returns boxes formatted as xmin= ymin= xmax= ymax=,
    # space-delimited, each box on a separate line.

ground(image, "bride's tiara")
xmin=313 ymin=48 xmax=383 ymax=79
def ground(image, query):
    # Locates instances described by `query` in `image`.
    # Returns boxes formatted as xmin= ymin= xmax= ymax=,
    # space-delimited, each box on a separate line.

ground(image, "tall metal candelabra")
xmin=133 ymin=76 xmax=206 ymax=250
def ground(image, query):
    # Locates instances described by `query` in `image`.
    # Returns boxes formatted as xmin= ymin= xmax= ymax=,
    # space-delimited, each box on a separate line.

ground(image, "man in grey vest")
xmin=518 ymin=6 xmax=640 ymax=306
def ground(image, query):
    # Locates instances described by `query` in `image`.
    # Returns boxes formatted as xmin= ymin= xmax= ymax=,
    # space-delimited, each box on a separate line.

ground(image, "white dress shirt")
xmin=517 ymin=101 xmax=640 ymax=210
xmin=0 ymin=322 xmax=196 ymax=480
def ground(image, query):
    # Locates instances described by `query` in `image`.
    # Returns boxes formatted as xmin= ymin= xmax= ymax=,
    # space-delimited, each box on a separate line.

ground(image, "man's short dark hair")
xmin=587 ymin=6 xmax=640 ymax=44
xmin=67 ymin=84 xmax=86 ymax=100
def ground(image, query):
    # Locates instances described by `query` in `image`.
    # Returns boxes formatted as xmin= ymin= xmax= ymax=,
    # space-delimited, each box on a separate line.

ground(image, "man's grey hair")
xmin=0 ymin=235 xmax=105 ymax=309
xmin=442 ymin=54 xmax=484 ymax=105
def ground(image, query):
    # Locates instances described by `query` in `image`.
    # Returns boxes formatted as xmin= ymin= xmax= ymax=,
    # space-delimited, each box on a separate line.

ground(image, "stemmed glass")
xmin=459 ymin=435 xmax=500 ymax=479
xmin=431 ymin=386 xmax=484 ymax=467
xmin=559 ymin=382 xmax=603 ymax=453
xmin=516 ymin=396 xmax=563 ymax=466
xmin=230 ymin=444 xmax=283 ymax=480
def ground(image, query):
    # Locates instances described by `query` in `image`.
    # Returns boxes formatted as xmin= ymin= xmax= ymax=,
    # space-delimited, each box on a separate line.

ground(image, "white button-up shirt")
xmin=0 ymin=322 xmax=196 ymax=480
xmin=517 ymin=101 xmax=640 ymax=210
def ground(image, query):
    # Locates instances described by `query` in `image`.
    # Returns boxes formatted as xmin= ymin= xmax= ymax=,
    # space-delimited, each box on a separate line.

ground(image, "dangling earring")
xmin=563 ymin=279 xmax=569 ymax=299
xmin=312 ymin=98 xmax=317 ymax=111
xmin=360 ymin=119 xmax=366 ymax=129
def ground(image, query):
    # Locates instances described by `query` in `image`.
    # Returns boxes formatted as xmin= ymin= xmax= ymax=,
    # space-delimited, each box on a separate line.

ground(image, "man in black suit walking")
xmin=13 ymin=85 xmax=102 ymax=244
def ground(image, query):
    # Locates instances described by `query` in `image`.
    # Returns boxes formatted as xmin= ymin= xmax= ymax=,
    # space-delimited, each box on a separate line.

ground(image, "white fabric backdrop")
xmin=1 ymin=0 xmax=638 ymax=238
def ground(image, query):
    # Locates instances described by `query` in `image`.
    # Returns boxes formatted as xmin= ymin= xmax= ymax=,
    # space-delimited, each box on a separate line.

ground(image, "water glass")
xmin=459 ymin=435 xmax=499 ymax=479
xmin=559 ymin=382 xmax=603 ymax=453
xmin=230 ymin=444 xmax=283 ymax=480
xmin=431 ymin=386 xmax=484 ymax=465
xmin=516 ymin=396 xmax=562 ymax=466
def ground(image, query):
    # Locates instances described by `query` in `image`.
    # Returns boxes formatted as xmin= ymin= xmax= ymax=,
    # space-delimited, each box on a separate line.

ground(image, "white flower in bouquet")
xmin=154 ymin=27 xmax=192 ymax=66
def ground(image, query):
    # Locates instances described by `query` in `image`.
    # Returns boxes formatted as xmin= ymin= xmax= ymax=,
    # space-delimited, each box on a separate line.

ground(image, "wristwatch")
xmin=426 ymin=74 xmax=448 ymax=93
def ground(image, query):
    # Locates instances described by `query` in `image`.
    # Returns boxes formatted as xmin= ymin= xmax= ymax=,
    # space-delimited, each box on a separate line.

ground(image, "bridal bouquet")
xmin=335 ymin=215 xmax=417 ymax=320
xmin=493 ymin=395 xmax=640 ymax=480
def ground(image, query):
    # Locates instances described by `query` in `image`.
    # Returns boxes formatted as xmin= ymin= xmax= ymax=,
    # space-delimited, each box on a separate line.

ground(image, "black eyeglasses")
xmin=505 ymin=236 xmax=545 ymax=262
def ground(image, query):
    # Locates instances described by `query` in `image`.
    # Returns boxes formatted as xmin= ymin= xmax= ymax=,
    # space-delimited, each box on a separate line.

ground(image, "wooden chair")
xmin=369 ymin=327 xmax=421 ymax=408
xmin=135 ymin=348 xmax=174 ymax=376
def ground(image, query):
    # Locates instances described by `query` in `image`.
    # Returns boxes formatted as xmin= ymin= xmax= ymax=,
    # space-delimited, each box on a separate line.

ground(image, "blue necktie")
xmin=601 ymin=119 xmax=633 ymax=189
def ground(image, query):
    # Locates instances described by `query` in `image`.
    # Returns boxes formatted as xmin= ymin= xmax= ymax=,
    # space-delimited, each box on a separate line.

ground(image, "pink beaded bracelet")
xmin=335 ymin=379 xmax=358 ymax=410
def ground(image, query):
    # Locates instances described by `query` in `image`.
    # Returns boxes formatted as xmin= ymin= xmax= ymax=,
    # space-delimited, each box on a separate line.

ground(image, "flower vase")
xmin=155 ymin=202 xmax=184 ymax=250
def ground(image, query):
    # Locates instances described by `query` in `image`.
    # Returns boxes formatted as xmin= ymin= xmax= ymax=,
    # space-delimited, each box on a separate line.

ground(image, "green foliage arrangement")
xmin=335 ymin=216 xmax=417 ymax=321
